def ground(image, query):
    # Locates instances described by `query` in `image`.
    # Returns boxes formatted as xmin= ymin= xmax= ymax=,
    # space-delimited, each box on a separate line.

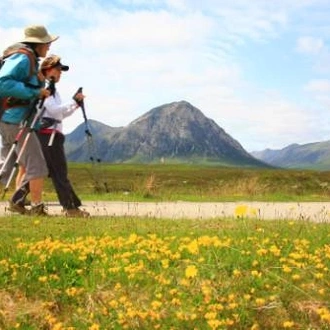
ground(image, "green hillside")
xmin=29 ymin=163 xmax=330 ymax=202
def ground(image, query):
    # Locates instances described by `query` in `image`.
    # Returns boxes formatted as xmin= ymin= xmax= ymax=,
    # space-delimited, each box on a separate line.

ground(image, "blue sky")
xmin=1 ymin=0 xmax=330 ymax=151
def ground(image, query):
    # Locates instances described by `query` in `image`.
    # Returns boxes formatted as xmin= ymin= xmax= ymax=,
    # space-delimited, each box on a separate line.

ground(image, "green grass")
xmin=0 ymin=216 xmax=329 ymax=329
xmin=1 ymin=163 xmax=330 ymax=329
xmin=31 ymin=163 xmax=330 ymax=202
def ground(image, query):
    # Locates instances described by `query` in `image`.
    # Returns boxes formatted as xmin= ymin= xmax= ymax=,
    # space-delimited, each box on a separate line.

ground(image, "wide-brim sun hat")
xmin=21 ymin=25 xmax=59 ymax=44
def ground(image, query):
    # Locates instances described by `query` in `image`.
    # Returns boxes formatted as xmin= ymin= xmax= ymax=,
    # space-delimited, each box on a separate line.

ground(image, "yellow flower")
xmin=233 ymin=269 xmax=241 ymax=277
xmin=171 ymin=298 xmax=181 ymax=306
xmin=176 ymin=311 xmax=185 ymax=320
xmin=45 ymin=314 xmax=57 ymax=325
xmin=234 ymin=205 xmax=248 ymax=218
xmin=65 ymin=287 xmax=81 ymax=297
xmin=186 ymin=240 xmax=199 ymax=254
xmin=252 ymin=260 xmax=259 ymax=267
xmin=52 ymin=323 xmax=63 ymax=330
xmin=269 ymin=245 xmax=281 ymax=256
xmin=321 ymin=313 xmax=330 ymax=322
xmin=251 ymin=270 xmax=261 ymax=277
xmin=114 ymin=283 xmax=121 ymax=290
xmin=249 ymin=207 xmax=258 ymax=217
xmin=291 ymin=274 xmax=301 ymax=281
xmin=78 ymin=255 xmax=87 ymax=261
xmin=318 ymin=307 xmax=330 ymax=322
xmin=205 ymin=312 xmax=217 ymax=320
xmin=255 ymin=298 xmax=265 ymax=307
xmin=161 ymin=259 xmax=169 ymax=269
xmin=283 ymin=321 xmax=294 ymax=328
xmin=151 ymin=300 xmax=162 ymax=310
xmin=38 ymin=276 xmax=47 ymax=283
xmin=207 ymin=319 xmax=223 ymax=329
xmin=226 ymin=318 xmax=234 ymax=326
xmin=282 ymin=265 xmax=292 ymax=273
xmin=256 ymin=248 xmax=267 ymax=256
xmin=185 ymin=265 xmax=198 ymax=278
xmin=108 ymin=300 xmax=119 ymax=308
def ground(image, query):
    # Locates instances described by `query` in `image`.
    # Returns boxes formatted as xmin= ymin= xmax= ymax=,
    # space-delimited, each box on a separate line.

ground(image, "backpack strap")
xmin=0 ymin=44 xmax=38 ymax=114
xmin=2 ymin=43 xmax=37 ymax=78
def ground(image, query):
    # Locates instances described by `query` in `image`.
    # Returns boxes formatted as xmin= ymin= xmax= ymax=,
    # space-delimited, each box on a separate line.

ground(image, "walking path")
xmin=1 ymin=201 xmax=330 ymax=222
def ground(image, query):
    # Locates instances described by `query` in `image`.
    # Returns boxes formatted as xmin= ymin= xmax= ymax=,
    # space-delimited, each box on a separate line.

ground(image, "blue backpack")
xmin=0 ymin=43 xmax=36 ymax=119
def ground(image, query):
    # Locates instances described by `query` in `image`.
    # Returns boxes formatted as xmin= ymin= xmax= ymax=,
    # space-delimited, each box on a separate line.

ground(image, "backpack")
xmin=0 ymin=43 xmax=37 ymax=118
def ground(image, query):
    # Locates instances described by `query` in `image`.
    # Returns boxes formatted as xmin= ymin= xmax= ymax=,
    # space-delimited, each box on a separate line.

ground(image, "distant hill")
xmin=251 ymin=141 xmax=330 ymax=170
xmin=65 ymin=100 xmax=268 ymax=167
xmin=65 ymin=120 xmax=121 ymax=162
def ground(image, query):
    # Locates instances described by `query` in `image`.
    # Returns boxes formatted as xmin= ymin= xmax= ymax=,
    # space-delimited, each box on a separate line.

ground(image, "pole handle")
xmin=39 ymin=77 xmax=55 ymax=108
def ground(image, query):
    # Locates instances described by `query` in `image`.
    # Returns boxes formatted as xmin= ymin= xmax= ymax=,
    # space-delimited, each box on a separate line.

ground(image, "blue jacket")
xmin=0 ymin=51 xmax=42 ymax=124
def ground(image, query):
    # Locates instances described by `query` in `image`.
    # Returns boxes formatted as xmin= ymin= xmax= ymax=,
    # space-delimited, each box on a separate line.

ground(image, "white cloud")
xmin=1 ymin=0 xmax=330 ymax=151
xmin=77 ymin=10 xmax=214 ymax=50
xmin=194 ymin=89 xmax=323 ymax=151
xmin=0 ymin=27 xmax=22 ymax=46
xmin=305 ymin=79 xmax=330 ymax=93
xmin=296 ymin=36 xmax=325 ymax=54
xmin=303 ymin=79 xmax=330 ymax=109
xmin=51 ymin=1 xmax=330 ymax=151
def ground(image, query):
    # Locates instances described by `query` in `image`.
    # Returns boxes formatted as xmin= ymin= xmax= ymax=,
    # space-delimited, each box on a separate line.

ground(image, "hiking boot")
xmin=29 ymin=203 xmax=48 ymax=216
xmin=7 ymin=201 xmax=27 ymax=215
xmin=64 ymin=208 xmax=90 ymax=218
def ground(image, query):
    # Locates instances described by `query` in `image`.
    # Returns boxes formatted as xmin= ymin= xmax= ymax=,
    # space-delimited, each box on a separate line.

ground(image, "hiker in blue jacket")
xmin=0 ymin=25 xmax=58 ymax=215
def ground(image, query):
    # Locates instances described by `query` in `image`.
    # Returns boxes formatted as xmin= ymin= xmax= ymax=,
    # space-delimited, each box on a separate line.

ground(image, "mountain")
xmin=251 ymin=141 xmax=330 ymax=170
xmin=65 ymin=100 xmax=268 ymax=167
xmin=65 ymin=120 xmax=121 ymax=162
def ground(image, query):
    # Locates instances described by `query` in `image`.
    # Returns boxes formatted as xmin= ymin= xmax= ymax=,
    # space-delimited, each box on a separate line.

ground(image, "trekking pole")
xmin=73 ymin=87 xmax=109 ymax=192
xmin=0 ymin=120 xmax=28 ymax=180
xmin=0 ymin=91 xmax=43 ymax=180
xmin=2 ymin=109 xmax=44 ymax=198
xmin=48 ymin=123 xmax=57 ymax=146
xmin=1 ymin=78 xmax=55 ymax=198
xmin=47 ymin=119 xmax=61 ymax=146
xmin=73 ymin=87 xmax=101 ymax=163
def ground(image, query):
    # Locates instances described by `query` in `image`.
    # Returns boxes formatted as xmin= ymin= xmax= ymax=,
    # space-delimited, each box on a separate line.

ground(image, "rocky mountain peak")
xmin=66 ymin=100 xmax=267 ymax=167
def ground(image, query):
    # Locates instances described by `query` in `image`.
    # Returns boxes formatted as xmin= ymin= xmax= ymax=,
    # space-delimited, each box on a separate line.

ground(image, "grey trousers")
xmin=0 ymin=121 xmax=48 ymax=190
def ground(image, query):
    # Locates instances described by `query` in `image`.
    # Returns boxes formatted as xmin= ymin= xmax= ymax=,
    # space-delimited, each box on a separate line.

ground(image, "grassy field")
xmin=0 ymin=216 xmax=329 ymax=329
xmin=1 ymin=164 xmax=330 ymax=329
xmin=34 ymin=162 xmax=330 ymax=202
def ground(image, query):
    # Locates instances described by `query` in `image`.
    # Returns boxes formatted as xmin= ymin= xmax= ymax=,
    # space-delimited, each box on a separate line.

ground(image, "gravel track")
xmin=1 ymin=201 xmax=330 ymax=222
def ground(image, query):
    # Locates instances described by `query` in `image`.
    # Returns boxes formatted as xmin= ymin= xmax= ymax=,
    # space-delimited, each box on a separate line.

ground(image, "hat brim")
xmin=59 ymin=64 xmax=69 ymax=71
xmin=21 ymin=35 xmax=59 ymax=44
xmin=42 ymin=62 xmax=69 ymax=72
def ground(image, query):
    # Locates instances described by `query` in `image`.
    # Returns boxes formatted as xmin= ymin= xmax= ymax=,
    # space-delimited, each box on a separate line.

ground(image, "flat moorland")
xmin=37 ymin=163 xmax=330 ymax=202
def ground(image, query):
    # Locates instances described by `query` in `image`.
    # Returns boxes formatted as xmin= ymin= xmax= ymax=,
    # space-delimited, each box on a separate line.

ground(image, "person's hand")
xmin=74 ymin=92 xmax=85 ymax=102
xmin=39 ymin=88 xmax=51 ymax=99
